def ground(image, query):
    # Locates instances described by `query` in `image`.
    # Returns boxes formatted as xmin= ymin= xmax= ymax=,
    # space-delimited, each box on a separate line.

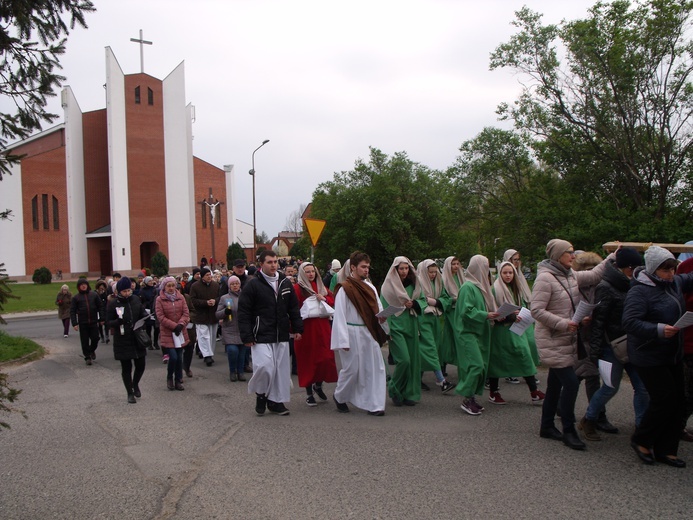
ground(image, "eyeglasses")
xmin=564 ymin=250 xmax=576 ymax=256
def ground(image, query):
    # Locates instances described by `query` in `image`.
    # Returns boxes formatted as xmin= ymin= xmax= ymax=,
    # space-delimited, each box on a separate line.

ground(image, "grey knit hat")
xmin=644 ymin=245 xmax=675 ymax=274
xmin=546 ymin=239 xmax=573 ymax=261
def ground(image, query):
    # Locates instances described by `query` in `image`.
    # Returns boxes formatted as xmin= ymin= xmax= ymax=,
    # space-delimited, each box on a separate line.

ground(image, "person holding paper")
xmin=415 ymin=260 xmax=455 ymax=393
xmin=532 ymin=239 xmax=613 ymax=450
xmin=573 ymin=252 xmax=619 ymax=435
xmin=677 ymin=257 xmax=693 ymax=442
xmin=107 ymin=277 xmax=148 ymax=404
xmin=487 ymin=261 xmax=544 ymax=405
xmin=454 ymin=255 xmax=499 ymax=415
xmin=579 ymin=248 xmax=648 ymax=442
xmin=156 ymin=276 xmax=189 ymax=391
xmin=381 ymin=256 xmax=423 ymax=407
xmin=292 ymin=263 xmax=338 ymax=407
xmin=623 ymin=246 xmax=693 ymax=467
xmin=503 ymin=249 xmax=539 ymax=368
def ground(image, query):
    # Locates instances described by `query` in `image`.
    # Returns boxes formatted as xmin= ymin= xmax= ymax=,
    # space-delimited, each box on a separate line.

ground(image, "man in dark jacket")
xmin=190 ymin=267 xmax=220 ymax=366
xmin=70 ymin=278 xmax=104 ymax=365
xmin=238 ymin=250 xmax=303 ymax=416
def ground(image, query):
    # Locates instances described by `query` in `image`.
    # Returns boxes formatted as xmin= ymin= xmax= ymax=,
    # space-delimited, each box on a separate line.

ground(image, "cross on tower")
xmin=130 ymin=29 xmax=153 ymax=73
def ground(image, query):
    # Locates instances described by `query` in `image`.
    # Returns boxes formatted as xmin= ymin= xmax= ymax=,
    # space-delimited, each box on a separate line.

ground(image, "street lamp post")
xmin=249 ymin=139 xmax=270 ymax=260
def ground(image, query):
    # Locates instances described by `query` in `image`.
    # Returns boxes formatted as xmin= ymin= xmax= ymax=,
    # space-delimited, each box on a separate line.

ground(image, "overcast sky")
xmin=41 ymin=0 xmax=596 ymax=238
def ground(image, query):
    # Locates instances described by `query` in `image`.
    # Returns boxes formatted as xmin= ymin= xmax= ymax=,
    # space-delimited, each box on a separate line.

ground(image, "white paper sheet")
xmin=599 ymin=359 xmax=614 ymax=388
xmin=674 ymin=311 xmax=693 ymax=329
xmin=172 ymin=332 xmax=183 ymax=348
xmin=497 ymin=302 xmax=521 ymax=319
xmin=376 ymin=306 xmax=406 ymax=318
xmin=572 ymin=300 xmax=597 ymax=324
xmin=509 ymin=307 xmax=535 ymax=336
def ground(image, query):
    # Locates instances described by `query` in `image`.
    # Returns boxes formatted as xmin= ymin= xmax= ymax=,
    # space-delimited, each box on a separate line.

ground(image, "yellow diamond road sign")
xmin=303 ymin=218 xmax=326 ymax=247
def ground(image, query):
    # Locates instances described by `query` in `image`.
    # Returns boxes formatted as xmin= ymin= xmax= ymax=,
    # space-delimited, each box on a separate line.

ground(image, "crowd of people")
xmin=61 ymin=241 xmax=693 ymax=468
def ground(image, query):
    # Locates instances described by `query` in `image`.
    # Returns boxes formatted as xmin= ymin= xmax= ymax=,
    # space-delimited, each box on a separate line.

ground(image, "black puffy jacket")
xmin=237 ymin=272 xmax=303 ymax=344
xmin=107 ymin=294 xmax=147 ymax=361
xmin=622 ymin=267 xmax=693 ymax=367
xmin=589 ymin=260 xmax=631 ymax=360
xmin=70 ymin=279 xmax=104 ymax=327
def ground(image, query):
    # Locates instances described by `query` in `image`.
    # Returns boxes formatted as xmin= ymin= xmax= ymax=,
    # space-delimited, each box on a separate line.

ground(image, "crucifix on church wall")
xmin=200 ymin=189 xmax=224 ymax=261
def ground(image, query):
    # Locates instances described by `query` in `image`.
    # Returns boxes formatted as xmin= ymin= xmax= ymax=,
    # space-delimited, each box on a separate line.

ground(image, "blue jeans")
xmin=541 ymin=366 xmax=579 ymax=433
xmin=225 ymin=344 xmax=246 ymax=375
xmin=585 ymin=345 xmax=649 ymax=426
xmin=166 ymin=348 xmax=183 ymax=383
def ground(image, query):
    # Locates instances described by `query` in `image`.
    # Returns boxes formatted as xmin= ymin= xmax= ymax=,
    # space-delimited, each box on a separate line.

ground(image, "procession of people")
xmin=60 ymin=241 xmax=693 ymax=468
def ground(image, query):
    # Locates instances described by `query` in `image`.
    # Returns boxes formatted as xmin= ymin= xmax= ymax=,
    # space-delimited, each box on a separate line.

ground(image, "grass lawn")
xmin=0 ymin=331 xmax=45 ymax=363
xmin=1 ymin=281 xmax=83 ymax=313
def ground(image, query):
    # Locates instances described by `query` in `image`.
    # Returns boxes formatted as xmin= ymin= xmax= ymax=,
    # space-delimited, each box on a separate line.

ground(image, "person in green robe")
xmin=487 ymin=261 xmax=545 ymax=405
xmin=454 ymin=255 xmax=499 ymax=416
xmin=415 ymin=260 xmax=455 ymax=393
xmin=381 ymin=256 xmax=422 ymax=406
xmin=439 ymin=256 xmax=466 ymax=369
xmin=504 ymin=249 xmax=539 ymax=366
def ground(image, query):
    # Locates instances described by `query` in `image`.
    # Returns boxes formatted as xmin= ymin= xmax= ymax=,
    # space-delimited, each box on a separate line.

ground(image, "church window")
xmin=52 ymin=196 xmax=59 ymax=230
xmin=135 ymin=86 xmax=141 ymax=104
xmin=31 ymin=196 xmax=38 ymax=230
xmin=148 ymin=87 xmax=154 ymax=105
xmin=42 ymin=194 xmax=49 ymax=230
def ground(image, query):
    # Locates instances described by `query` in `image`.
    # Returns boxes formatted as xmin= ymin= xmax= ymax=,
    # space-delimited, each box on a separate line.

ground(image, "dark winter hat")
xmin=645 ymin=245 xmax=676 ymax=274
xmin=116 ymin=277 xmax=131 ymax=293
xmin=234 ymin=259 xmax=246 ymax=267
xmin=615 ymin=247 xmax=643 ymax=269
xmin=77 ymin=278 xmax=90 ymax=291
xmin=192 ymin=267 xmax=201 ymax=277
xmin=247 ymin=265 xmax=257 ymax=276
xmin=201 ymin=266 xmax=212 ymax=276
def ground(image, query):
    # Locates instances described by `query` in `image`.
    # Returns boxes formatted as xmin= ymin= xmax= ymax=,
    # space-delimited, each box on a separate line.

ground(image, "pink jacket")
xmin=155 ymin=291 xmax=190 ymax=349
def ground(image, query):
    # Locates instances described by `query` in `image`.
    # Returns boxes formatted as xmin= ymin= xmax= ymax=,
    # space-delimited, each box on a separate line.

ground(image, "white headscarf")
xmin=416 ymin=259 xmax=443 ymax=315
xmin=334 ymin=259 xmax=351 ymax=284
xmin=503 ymin=249 xmax=532 ymax=303
xmin=494 ymin=261 xmax=523 ymax=307
xmin=465 ymin=255 xmax=497 ymax=312
xmin=442 ymin=256 xmax=466 ymax=300
xmin=380 ymin=256 xmax=421 ymax=317
xmin=297 ymin=262 xmax=328 ymax=296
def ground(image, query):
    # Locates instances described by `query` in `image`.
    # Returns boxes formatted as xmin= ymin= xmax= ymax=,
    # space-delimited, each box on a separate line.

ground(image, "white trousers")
xmin=196 ymin=323 xmax=218 ymax=357
xmin=247 ymin=342 xmax=291 ymax=403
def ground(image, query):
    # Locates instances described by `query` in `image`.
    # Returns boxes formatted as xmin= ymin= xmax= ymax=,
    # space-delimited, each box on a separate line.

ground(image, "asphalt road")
xmin=1 ymin=315 xmax=692 ymax=519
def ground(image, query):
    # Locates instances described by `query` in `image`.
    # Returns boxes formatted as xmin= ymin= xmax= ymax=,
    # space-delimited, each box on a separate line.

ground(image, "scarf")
xmin=416 ymin=259 xmax=443 ymax=316
xmin=333 ymin=259 xmax=351 ymax=286
xmin=441 ymin=256 xmax=465 ymax=300
xmin=297 ymin=263 xmax=327 ymax=297
xmin=380 ymin=256 xmax=422 ymax=317
xmin=465 ymin=255 xmax=497 ymax=312
xmin=494 ymin=261 xmax=523 ymax=307
xmin=339 ymin=276 xmax=389 ymax=346
xmin=503 ymin=249 xmax=532 ymax=303
xmin=159 ymin=276 xmax=178 ymax=301
xmin=259 ymin=270 xmax=279 ymax=293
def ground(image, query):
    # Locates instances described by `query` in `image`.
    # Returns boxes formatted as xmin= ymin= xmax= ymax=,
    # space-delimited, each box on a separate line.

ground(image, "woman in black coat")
xmin=623 ymin=246 xmax=693 ymax=467
xmin=107 ymin=277 xmax=148 ymax=403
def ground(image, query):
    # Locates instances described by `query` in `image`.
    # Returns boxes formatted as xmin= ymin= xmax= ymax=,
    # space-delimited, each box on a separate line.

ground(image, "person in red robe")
xmin=293 ymin=262 xmax=338 ymax=406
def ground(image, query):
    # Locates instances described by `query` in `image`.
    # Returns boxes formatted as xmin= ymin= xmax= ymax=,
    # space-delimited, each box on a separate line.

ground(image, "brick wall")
xmin=83 ymin=109 xmax=110 ymax=234
xmin=124 ymin=74 xmax=168 ymax=270
xmin=21 ymin=142 xmax=70 ymax=276
xmin=194 ymin=157 xmax=227 ymax=267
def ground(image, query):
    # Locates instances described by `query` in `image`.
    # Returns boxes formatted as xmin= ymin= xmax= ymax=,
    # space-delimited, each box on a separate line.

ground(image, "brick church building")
xmin=0 ymin=48 xmax=246 ymax=280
